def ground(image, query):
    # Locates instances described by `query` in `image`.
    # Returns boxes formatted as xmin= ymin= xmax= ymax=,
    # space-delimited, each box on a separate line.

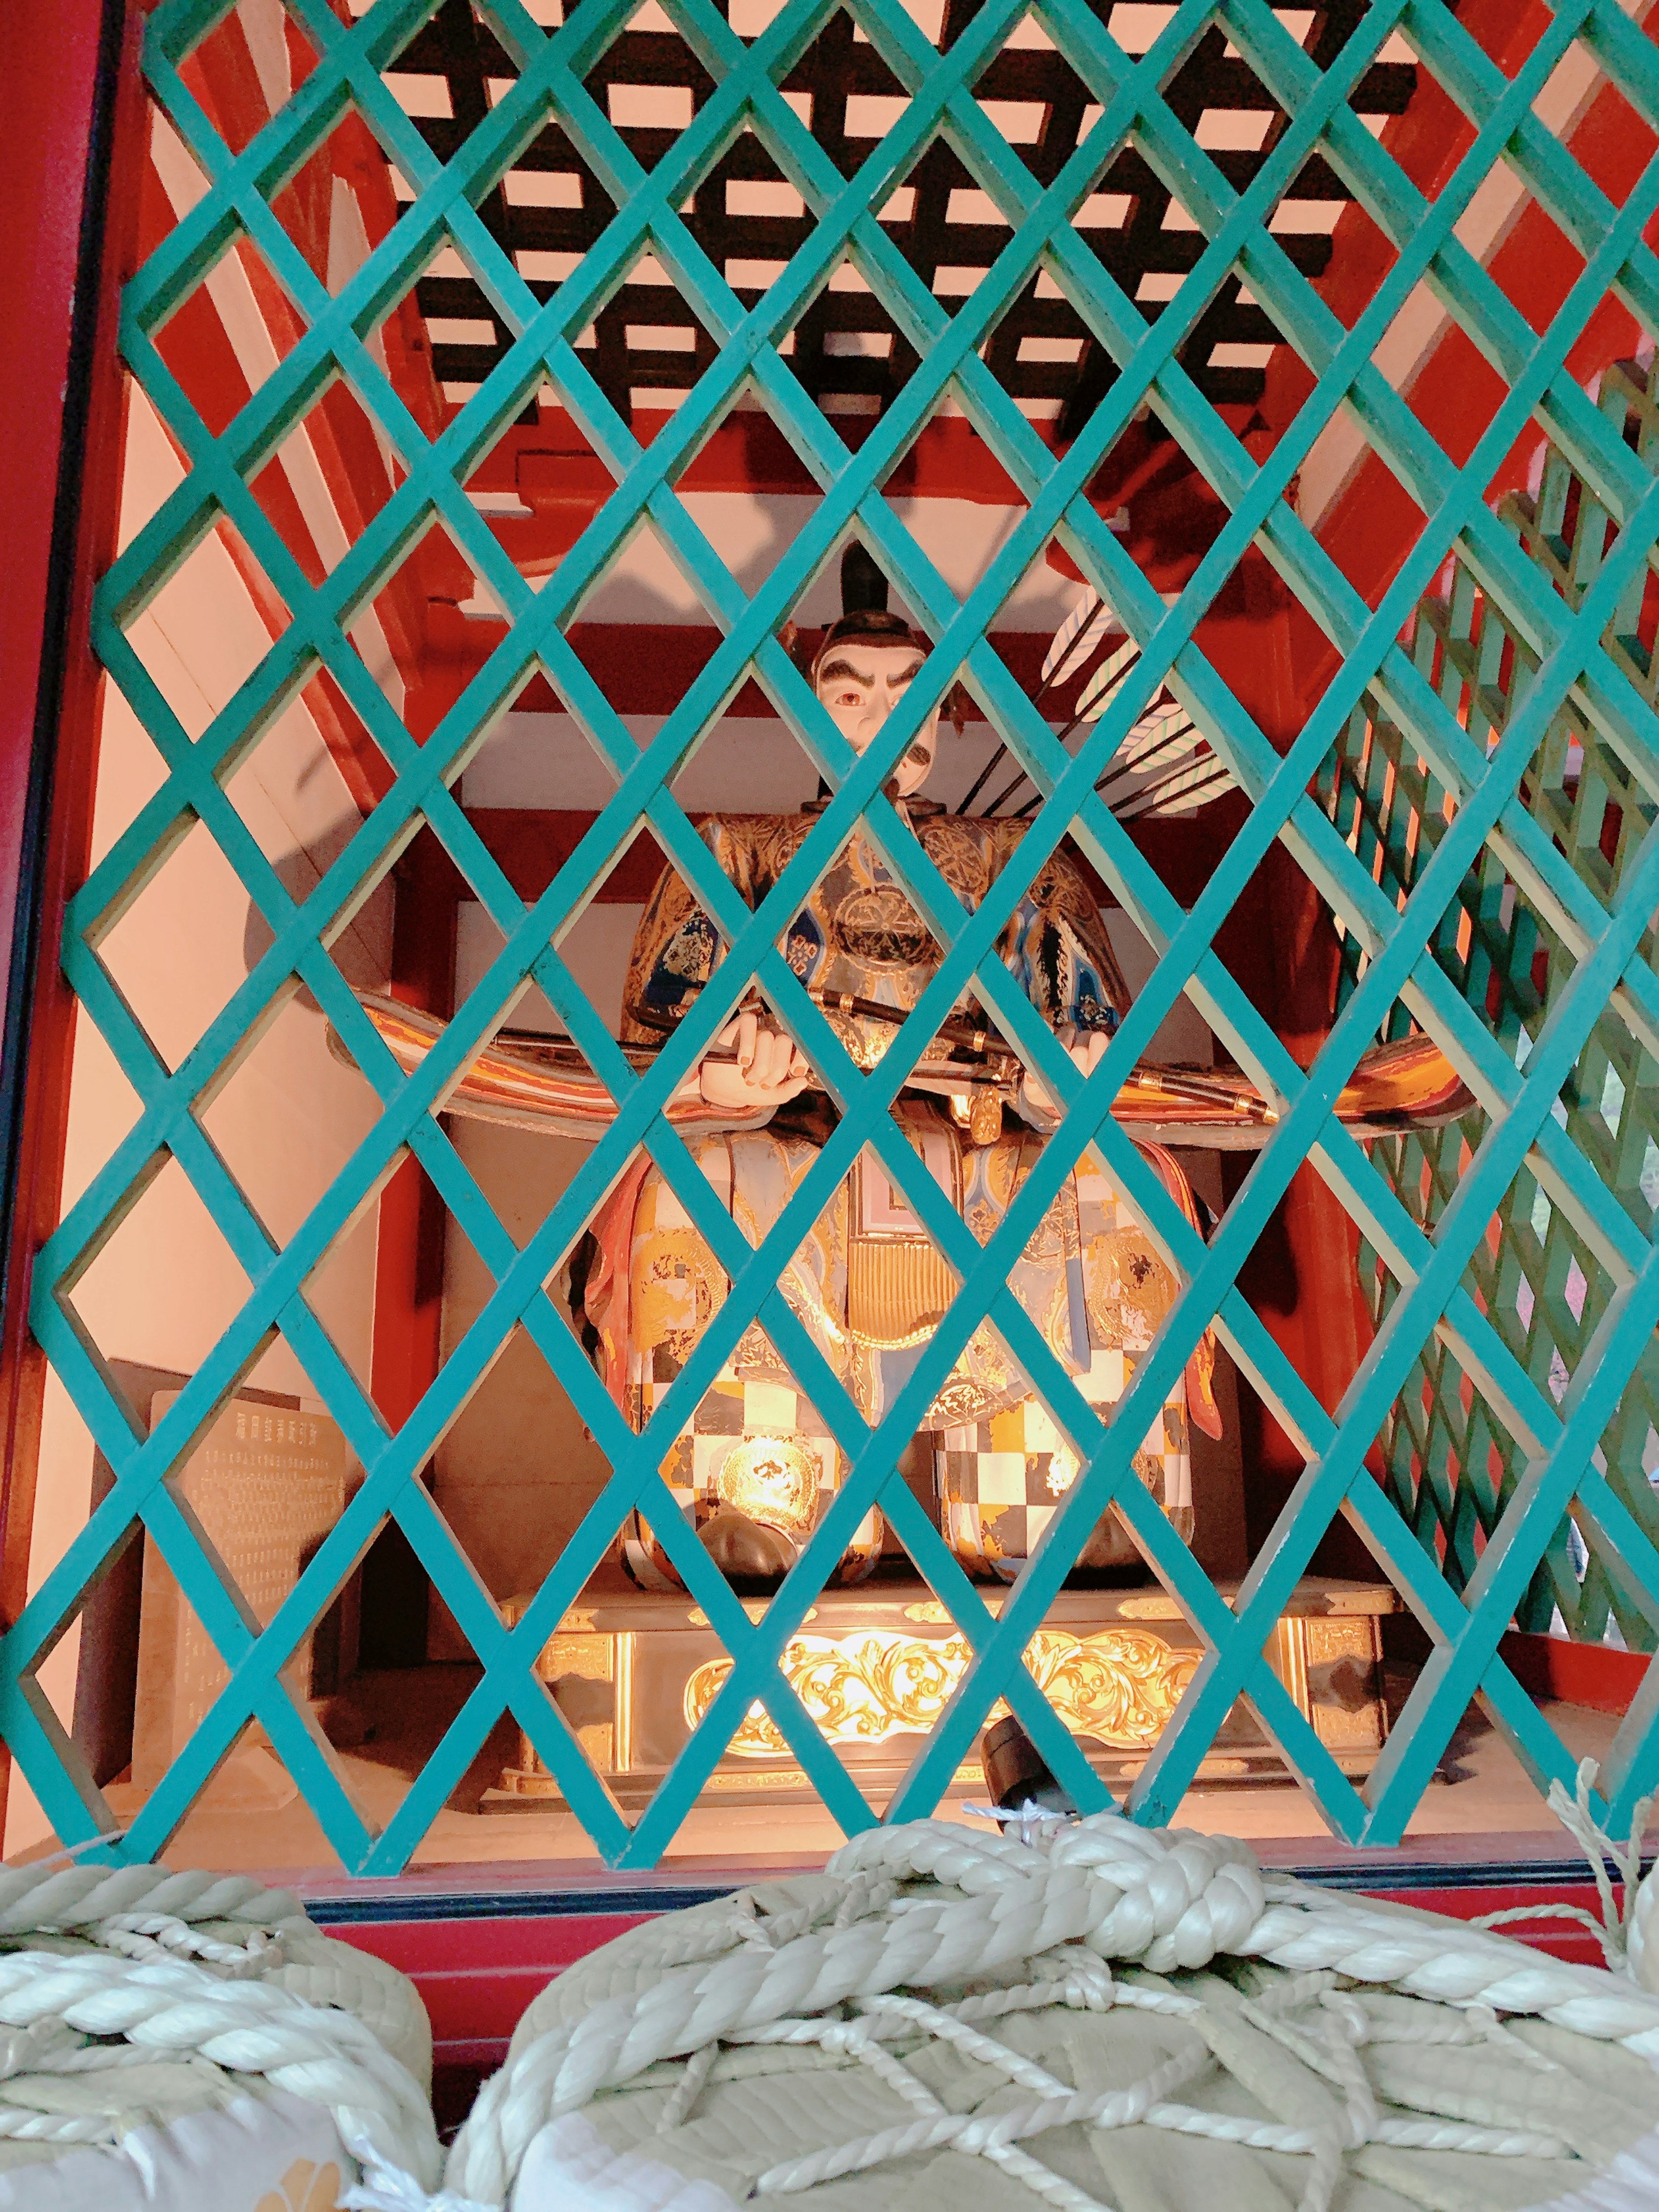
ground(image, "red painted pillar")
xmin=1201 ymin=572 xmax=1378 ymax=1573
xmin=360 ymin=693 xmax=463 ymax=1665
xmin=369 ymin=841 xmax=459 ymax=1437
xmin=0 ymin=0 xmax=149 ymax=1832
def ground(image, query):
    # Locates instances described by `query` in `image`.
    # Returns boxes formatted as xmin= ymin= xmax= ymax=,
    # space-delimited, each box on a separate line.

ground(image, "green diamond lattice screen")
xmin=1318 ymin=358 xmax=1659 ymax=1657
xmin=10 ymin=0 xmax=1659 ymax=1872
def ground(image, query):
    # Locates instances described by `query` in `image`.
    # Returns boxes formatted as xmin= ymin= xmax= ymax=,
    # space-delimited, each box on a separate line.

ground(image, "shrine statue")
xmin=582 ymin=551 xmax=1217 ymax=1593
xmin=338 ymin=551 xmax=1471 ymax=1595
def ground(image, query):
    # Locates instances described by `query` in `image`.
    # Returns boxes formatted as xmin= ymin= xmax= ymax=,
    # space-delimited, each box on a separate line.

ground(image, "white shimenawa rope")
xmin=0 ymin=1855 xmax=431 ymax=2090
xmin=0 ymin=1857 xmax=440 ymax=2190
xmin=409 ymin=1807 xmax=1659 ymax=2212
xmin=0 ymin=1946 xmax=440 ymax=2179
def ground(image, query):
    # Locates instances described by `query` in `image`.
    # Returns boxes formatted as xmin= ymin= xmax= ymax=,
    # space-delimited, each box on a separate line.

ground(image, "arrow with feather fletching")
xmin=957 ymin=585 xmax=1238 ymax=820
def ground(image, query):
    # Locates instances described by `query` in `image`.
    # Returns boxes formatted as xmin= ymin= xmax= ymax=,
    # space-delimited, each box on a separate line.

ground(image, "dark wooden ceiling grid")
xmin=392 ymin=0 xmax=1417 ymax=438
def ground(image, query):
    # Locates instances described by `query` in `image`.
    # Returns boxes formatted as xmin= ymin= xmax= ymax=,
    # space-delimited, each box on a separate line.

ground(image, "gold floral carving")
xmin=688 ymin=1603 xmax=817 ymax=1627
xmin=548 ymin=1631 xmax=613 ymax=1683
xmin=683 ymin=1625 xmax=1198 ymax=1754
xmin=904 ymin=1597 xmax=1002 ymax=1622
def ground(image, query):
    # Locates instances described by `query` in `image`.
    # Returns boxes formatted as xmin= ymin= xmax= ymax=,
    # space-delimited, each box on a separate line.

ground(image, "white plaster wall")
xmin=547 ymin=493 xmax=1077 ymax=630
xmin=5 ymin=389 xmax=389 ymax=1854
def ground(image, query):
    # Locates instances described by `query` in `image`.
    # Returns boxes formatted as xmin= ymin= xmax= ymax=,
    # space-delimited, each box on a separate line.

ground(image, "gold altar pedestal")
xmin=481 ymin=1578 xmax=1397 ymax=1813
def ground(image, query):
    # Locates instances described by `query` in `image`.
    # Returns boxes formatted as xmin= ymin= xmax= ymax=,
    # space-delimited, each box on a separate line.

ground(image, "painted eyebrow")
xmin=817 ymin=658 xmax=874 ymax=687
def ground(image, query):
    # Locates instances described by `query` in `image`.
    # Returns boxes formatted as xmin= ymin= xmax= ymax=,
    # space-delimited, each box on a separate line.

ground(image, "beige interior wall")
xmin=5 ymin=389 xmax=390 ymax=1854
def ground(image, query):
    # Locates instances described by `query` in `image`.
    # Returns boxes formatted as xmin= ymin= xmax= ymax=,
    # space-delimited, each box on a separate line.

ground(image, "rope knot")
xmin=341 ymin=2134 xmax=496 ymax=2212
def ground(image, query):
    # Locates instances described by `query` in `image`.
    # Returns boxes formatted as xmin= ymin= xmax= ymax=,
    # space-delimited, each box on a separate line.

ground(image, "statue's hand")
xmin=1020 ymin=1024 xmax=1109 ymax=1122
xmin=698 ymin=1010 xmax=811 ymax=1112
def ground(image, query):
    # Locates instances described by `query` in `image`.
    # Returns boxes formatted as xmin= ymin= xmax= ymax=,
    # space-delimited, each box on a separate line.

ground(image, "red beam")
xmin=463 ymin=407 xmax=1039 ymax=509
xmin=327 ymin=1869 xmax=1627 ymax=2068
xmin=1500 ymin=1629 xmax=1649 ymax=1717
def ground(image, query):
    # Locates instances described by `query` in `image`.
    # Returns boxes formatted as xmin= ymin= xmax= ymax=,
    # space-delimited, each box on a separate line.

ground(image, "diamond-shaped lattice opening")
xmin=89 ymin=817 xmax=287 ymax=1077
xmin=265 ymin=99 xmax=407 ymax=308
xmin=455 ymin=397 xmax=619 ymax=618
xmin=704 ymin=120 xmax=812 ymax=305
xmin=191 ymin=973 xmax=384 ymax=1245
xmin=967 ymin=250 xmax=1105 ymax=428
xmin=578 ymin=248 xmax=726 ymax=439
xmin=155 ymin=1363 xmax=359 ymax=1636
xmin=224 ymin=668 xmax=396 ymax=881
xmin=343 ymin=502 xmax=486 ymax=712
xmin=795 ymin=253 xmax=923 ymax=426
xmin=583 ymin=2 xmax=712 ymax=173
xmin=939 ymin=1332 xmax=1188 ymax=1592
xmin=954 ymin=517 xmax=1248 ymax=852
xmin=249 ymin=374 xmax=407 ymax=589
xmin=666 ymin=678 xmax=823 ymax=821
xmin=429 ymin=1313 xmax=615 ymax=1625
xmin=409 ymin=235 xmax=520 ymax=413
xmin=634 ymin=1344 xmax=872 ymax=1598
xmin=57 ymin=1163 xmax=254 ymax=1430
xmin=118 ymin=515 xmax=292 ymax=744
xmin=970 ymin=10 xmax=1101 ymax=185
xmin=961 ymin=588 xmax=1145 ymax=825
xmin=175 ymin=0 xmax=322 ymax=152
xmin=440 ymin=831 xmax=645 ymax=1055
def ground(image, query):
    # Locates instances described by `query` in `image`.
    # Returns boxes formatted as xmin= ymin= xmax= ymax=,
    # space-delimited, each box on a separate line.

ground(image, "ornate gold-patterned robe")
xmin=567 ymin=805 xmax=1218 ymax=1587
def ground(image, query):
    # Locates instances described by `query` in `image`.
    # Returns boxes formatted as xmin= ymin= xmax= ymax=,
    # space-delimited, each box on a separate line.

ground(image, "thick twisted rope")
xmin=442 ymin=1812 xmax=1659 ymax=2206
xmin=0 ymin=1945 xmax=440 ymax=2182
xmin=0 ymin=1856 xmax=431 ymax=2095
xmin=0 ymin=1862 xmax=304 ymax=1938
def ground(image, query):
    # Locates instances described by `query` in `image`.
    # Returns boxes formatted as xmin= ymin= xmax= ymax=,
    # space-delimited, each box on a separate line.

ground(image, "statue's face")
xmin=815 ymin=640 xmax=939 ymax=798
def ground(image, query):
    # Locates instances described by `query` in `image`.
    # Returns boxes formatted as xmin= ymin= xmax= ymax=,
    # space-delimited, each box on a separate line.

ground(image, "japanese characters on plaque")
xmin=132 ymin=1391 xmax=352 ymax=1789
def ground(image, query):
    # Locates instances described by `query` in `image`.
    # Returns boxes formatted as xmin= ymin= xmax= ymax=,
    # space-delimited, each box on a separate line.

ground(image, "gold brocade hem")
xmin=846 ymin=1238 xmax=957 ymax=1349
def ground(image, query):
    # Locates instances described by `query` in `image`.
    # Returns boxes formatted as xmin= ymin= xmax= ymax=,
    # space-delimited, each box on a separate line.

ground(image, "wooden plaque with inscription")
xmin=132 ymin=1393 xmax=352 ymax=1790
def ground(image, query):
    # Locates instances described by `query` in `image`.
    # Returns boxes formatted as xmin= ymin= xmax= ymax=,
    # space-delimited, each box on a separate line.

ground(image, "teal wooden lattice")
xmin=11 ymin=0 xmax=1659 ymax=1869
xmin=1318 ymin=357 xmax=1659 ymax=1657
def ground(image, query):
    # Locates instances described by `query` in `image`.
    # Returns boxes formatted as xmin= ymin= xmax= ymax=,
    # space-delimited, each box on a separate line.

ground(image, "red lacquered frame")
xmin=0 ymin=2 xmax=1651 ymax=1961
xmin=0 ymin=0 xmax=152 ymax=1846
